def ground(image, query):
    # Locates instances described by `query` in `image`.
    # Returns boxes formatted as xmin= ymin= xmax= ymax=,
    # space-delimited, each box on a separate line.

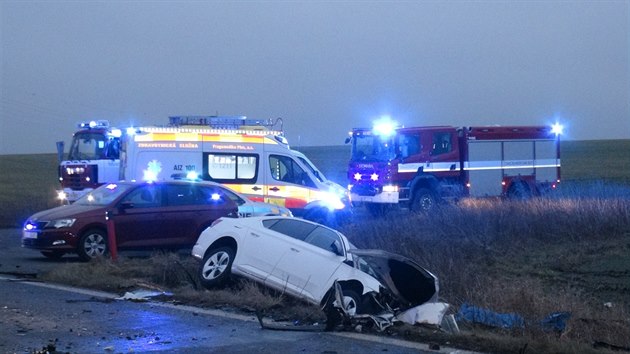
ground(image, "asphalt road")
xmin=0 ymin=229 xmax=450 ymax=354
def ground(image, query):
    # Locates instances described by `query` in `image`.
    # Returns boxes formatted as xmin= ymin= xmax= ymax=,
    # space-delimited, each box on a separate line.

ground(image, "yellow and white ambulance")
xmin=120 ymin=116 xmax=350 ymax=225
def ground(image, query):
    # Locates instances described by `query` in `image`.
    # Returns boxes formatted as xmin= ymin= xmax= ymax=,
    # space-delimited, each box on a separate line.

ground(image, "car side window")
xmin=263 ymin=219 xmax=317 ymax=241
xmin=165 ymin=184 xmax=202 ymax=206
xmin=120 ymin=185 xmax=162 ymax=208
xmin=431 ymin=132 xmax=452 ymax=156
xmin=305 ymin=227 xmax=344 ymax=256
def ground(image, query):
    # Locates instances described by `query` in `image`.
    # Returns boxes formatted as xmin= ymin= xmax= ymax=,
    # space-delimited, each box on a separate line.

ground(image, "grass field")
xmin=2 ymin=139 xmax=630 ymax=353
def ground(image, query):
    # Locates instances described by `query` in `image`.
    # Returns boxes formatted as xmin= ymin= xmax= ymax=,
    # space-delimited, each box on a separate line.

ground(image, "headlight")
xmin=321 ymin=193 xmax=345 ymax=210
xmin=47 ymin=218 xmax=76 ymax=229
xmin=382 ymin=185 xmax=398 ymax=193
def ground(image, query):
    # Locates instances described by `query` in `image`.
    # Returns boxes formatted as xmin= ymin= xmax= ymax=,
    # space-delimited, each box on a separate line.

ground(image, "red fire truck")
xmin=57 ymin=120 xmax=122 ymax=202
xmin=346 ymin=121 xmax=562 ymax=214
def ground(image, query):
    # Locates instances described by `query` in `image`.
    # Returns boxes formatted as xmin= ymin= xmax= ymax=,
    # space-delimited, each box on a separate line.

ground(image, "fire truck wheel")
xmin=507 ymin=182 xmax=531 ymax=199
xmin=77 ymin=229 xmax=108 ymax=262
xmin=41 ymin=250 xmax=65 ymax=260
xmin=411 ymin=188 xmax=436 ymax=213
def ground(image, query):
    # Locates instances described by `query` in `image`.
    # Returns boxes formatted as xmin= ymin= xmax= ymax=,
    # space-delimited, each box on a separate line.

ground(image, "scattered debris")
xmin=540 ymin=312 xmax=571 ymax=333
xmin=395 ymin=302 xmax=450 ymax=326
xmin=116 ymin=290 xmax=173 ymax=302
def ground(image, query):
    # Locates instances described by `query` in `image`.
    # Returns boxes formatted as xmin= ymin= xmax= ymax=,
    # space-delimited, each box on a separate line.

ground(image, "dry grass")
xmin=5 ymin=142 xmax=630 ymax=353
xmin=338 ymin=194 xmax=630 ymax=352
xmin=38 ymin=193 xmax=630 ymax=353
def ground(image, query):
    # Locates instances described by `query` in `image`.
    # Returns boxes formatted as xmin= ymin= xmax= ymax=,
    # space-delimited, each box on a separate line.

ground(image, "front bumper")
xmin=350 ymin=191 xmax=399 ymax=204
xmin=21 ymin=229 xmax=77 ymax=251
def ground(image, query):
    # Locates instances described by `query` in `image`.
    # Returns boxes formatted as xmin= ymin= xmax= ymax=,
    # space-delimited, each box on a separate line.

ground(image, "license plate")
xmin=22 ymin=231 xmax=38 ymax=239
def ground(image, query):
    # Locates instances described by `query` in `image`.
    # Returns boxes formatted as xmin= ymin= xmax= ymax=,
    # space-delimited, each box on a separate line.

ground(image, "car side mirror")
xmin=344 ymin=137 xmax=351 ymax=144
xmin=331 ymin=240 xmax=343 ymax=256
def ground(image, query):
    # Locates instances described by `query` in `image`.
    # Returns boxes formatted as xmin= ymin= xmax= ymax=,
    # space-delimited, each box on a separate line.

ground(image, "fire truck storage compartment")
xmin=534 ymin=140 xmax=559 ymax=183
xmin=467 ymin=141 xmax=503 ymax=197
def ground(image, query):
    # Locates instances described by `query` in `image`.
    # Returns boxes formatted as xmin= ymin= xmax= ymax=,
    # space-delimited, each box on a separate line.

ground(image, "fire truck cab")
xmin=58 ymin=120 xmax=122 ymax=202
xmin=347 ymin=122 xmax=561 ymax=213
xmin=120 ymin=116 xmax=350 ymax=225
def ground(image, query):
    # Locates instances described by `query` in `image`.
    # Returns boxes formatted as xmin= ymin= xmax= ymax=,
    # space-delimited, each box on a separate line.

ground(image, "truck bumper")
xmin=350 ymin=192 xmax=399 ymax=204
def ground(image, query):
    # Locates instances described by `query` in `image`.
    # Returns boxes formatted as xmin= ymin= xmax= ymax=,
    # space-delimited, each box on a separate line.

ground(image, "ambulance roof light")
xmin=78 ymin=120 xmax=110 ymax=129
xmin=551 ymin=122 xmax=564 ymax=136
xmin=168 ymin=115 xmax=280 ymax=132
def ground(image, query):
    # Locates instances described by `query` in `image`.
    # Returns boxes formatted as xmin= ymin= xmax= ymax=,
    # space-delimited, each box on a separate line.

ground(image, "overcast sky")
xmin=1 ymin=1 xmax=629 ymax=154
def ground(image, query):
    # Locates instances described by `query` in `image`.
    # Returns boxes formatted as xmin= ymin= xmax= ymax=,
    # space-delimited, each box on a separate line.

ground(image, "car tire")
xmin=77 ymin=229 xmax=108 ymax=262
xmin=336 ymin=289 xmax=362 ymax=316
xmin=199 ymin=246 xmax=235 ymax=289
xmin=41 ymin=250 xmax=65 ymax=260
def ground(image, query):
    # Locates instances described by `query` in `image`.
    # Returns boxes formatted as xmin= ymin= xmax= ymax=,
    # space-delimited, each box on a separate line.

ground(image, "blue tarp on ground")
xmin=456 ymin=303 xmax=525 ymax=329
xmin=456 ymin=304 xmax=571 ymax=332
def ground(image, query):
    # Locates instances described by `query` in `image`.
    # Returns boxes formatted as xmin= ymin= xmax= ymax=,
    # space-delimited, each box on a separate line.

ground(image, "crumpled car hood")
xmin=348 ymin=249 xmax=439 ymax=310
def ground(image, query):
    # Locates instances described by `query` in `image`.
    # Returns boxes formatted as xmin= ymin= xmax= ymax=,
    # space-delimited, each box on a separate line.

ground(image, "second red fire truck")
xmin=346 ymin=121 xmax=562 ymax=214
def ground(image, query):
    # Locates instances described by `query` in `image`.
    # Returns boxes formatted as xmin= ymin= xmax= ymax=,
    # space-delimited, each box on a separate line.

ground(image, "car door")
xmin=113 ymin=184 xmax=164 ymax=248
xmin=271 ymin=225 xmax=347 ymax=302
xmin=161 ymin=183 xmax=237 ymax=247
xmin=234 ymin=218 xmax=300 ymax=283
xmin=266 ymin=154 xmax=317 ymax=212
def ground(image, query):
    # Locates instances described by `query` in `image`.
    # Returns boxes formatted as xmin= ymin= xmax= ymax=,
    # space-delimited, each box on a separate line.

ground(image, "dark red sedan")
xmin=22 ymin=181 xmax=238 ymax=261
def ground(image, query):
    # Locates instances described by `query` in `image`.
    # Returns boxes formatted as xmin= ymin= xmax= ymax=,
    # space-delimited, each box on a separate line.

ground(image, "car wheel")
xmin=411 ymin=188 xmax=436 ymax=213
xmin=335 ymin=289 xmax=362 ymax=316
xmin=77 ymin=229 xmax=108 ymax=262
xmin=199 ymin=246 xmax=235 ymax=289
xmin=41 ymin=250 xmax=65 ymax=260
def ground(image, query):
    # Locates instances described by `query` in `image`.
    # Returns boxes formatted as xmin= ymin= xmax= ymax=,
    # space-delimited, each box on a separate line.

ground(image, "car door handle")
xmin=290 ymin=247 xmax=300 ymax=253
xmin=252 ymin=186 xmax=261 ymax=191
xmin=270 ymin=187 xmax=280 ymax=192
xmin=251 ymin=232 xmax=260 ymax=238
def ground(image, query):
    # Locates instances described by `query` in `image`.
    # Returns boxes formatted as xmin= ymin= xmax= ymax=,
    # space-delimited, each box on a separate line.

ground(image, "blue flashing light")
xmin=372 ymin=116 xmax=397 ymax=137
xmin=551 ymin=123 xmax=564 ymax=136
xmin=211 ymin=193 xmax=221 ymax=201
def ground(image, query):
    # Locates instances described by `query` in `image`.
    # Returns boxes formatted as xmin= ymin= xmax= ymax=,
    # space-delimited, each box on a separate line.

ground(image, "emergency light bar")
xmin=169 ymin=116 xmax=277 ymax=131
xmin=137 ymin=126 xmax=285 ymax=136
xmin=78 ymin=120 xmax=110 ymax=129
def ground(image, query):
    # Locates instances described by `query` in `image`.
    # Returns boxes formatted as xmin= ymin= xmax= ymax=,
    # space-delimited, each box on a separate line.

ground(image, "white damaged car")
xmin=192 ymin=216 xmax=439 ymax=325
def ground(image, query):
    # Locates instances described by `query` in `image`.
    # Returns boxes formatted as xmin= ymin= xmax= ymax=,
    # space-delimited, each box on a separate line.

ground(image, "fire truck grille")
xmin=352 ymin=184 xmax=380 ymax=197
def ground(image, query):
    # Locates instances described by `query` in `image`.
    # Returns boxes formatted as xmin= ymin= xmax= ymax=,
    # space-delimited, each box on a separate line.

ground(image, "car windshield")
xmin=351 ymin=133 xmax=396 ymax=162
xmin=296 ymin=155 xmax=326 ymax=182
xmin=68 ymin=132 xmax=120 ymax=160
xmin=218 ymin=187 xmax=246 ymax=206
xmin=74 ymin=183 xmax=134 ymax=206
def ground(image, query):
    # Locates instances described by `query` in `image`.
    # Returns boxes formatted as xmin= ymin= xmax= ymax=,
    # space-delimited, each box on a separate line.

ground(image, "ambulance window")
xmin=203 ymin=153 xmax=258 ymax=184
xmin=269 ymin=155 xmax=316 ymax=188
